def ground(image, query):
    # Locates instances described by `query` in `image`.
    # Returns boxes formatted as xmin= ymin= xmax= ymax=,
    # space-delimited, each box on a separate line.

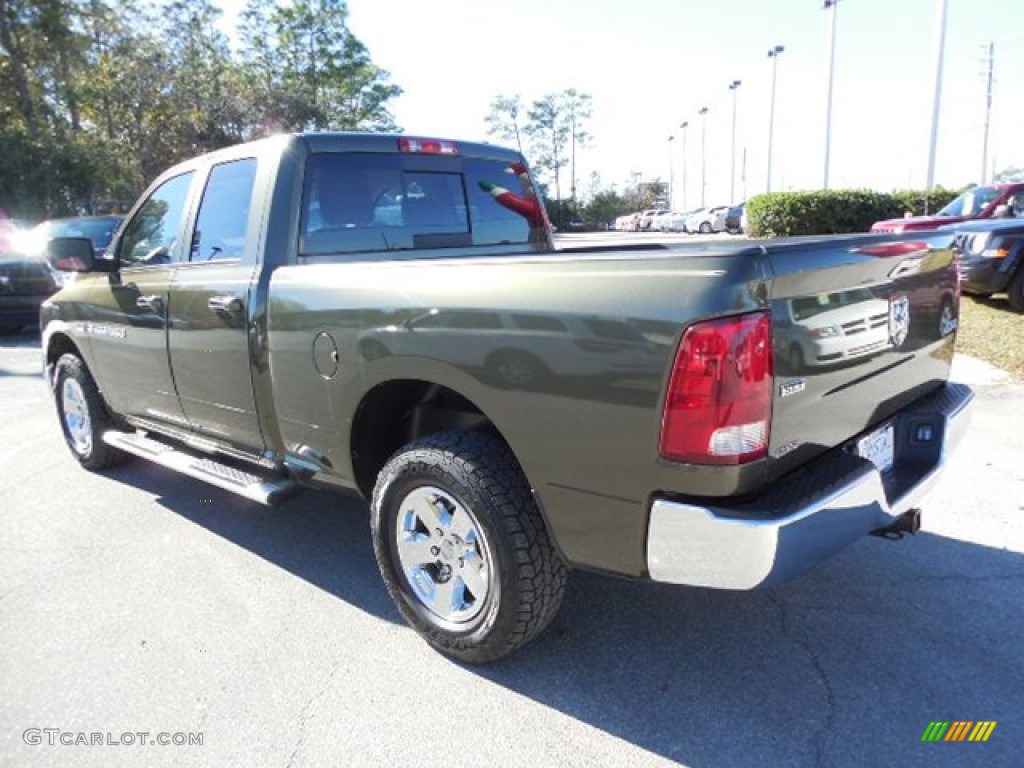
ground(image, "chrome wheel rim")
xmin=62 ymin=378 xmax=92 ymax=455
xmin=395 ymin=486 xmax=492 ymax=624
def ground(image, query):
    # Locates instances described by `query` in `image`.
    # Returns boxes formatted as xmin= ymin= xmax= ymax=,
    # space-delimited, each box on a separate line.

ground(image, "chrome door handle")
xmin=208 ymin=295 xmax=243 ymax=313
xmin=136 ymin=294 xmax=163 ymax=310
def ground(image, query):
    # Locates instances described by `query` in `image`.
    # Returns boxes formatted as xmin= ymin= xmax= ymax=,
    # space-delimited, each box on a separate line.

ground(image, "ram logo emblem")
xmin=889 ymin=294 xmax=910 ymax=348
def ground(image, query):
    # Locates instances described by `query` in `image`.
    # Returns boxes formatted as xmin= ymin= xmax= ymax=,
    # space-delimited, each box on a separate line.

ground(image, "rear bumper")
xmin=646 ymin=381 xmax=973 ymax=589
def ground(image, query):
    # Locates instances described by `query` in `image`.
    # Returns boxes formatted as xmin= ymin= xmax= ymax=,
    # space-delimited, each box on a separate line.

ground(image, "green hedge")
xmin=745 ymin=186 xmax=961 ymax=237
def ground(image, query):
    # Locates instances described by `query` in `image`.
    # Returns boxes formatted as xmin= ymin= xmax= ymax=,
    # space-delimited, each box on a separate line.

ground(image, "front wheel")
xmin=1008 ymin=267 xmax=1024 ymax=312
xmin=371 ymin=431 xmax=566 ymax=663
xmin=699 ymin=222 xmax=712 ymax=234
xmin=53 ymin=353 xmax=126 ymax=470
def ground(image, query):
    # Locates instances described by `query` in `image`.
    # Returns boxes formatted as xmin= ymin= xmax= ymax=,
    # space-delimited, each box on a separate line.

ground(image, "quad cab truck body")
xmin=42 ymin=133 xmax=972 ymax=661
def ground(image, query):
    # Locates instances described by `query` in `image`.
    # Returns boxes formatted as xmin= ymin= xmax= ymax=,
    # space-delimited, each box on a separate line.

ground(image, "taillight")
xmin=398 ymin=137 xmax=459 ymax=155
xmin=659 ymin=311 xmax=774 ymax=465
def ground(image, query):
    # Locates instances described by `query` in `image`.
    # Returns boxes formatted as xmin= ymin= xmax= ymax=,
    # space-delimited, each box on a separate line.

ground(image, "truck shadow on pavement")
xmin=103 ymin=462 xmax=402 ymax=623
xmin=104 ymin=461 xmax=1023 ymax=766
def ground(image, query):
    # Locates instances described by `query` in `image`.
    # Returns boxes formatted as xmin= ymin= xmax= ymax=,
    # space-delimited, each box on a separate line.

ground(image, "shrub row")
xmin=745 ymin=187 xmax=961 ymax=237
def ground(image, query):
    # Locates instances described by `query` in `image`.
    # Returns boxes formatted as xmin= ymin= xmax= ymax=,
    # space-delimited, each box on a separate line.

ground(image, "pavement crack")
xmin=285 ymin=659 xmax=342 ymax=768
xmin=769 ymin=592 xmax=836 ymax=768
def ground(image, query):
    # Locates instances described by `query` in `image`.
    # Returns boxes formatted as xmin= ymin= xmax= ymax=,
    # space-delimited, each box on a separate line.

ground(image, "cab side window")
xmin=191 ymin=159 xmax=258 ymax=262
xmin=119 ymin=172 xmax=194 ymax=267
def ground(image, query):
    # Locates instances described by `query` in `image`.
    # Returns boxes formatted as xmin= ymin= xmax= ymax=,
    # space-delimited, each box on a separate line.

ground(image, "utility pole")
xmin=767 ymin=45 xmax=785 ymax=194
xmin=668 ymin=135 xmax=675 ymax=209
xmin=699 ymin=107 xmax=709 ymax=208
xmin=980 ymin=41 xmax=994 ymax=185
xmin=679 ymin=121 xmax=689 ymax=210
xmin=925 ymin=0 xmax=949 ymax=189
xmin=729 ymin=80 xmax=742 ymax=203
xmin=823 ymin=0 xmax=840 ymax=189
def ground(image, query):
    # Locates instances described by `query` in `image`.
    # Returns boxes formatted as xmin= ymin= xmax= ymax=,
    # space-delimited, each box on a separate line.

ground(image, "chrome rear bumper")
xmin=646 ymin=381 xmax=973 ymax=590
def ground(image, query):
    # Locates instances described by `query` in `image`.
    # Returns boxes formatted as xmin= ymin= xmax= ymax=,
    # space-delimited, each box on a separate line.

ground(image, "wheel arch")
xmin=351 ymin=378 xmax=509 ymax=498
xmin=44 ymin=330 xmax=85 ymax=383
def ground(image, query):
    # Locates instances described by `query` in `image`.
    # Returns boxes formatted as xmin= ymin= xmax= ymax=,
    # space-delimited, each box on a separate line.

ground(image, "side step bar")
xmin=103 ymin=430 xmax=298 ymax=506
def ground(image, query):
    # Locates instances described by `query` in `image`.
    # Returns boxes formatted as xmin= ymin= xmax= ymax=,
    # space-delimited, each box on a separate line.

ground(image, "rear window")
xmin=300 ymin=152 xmax=544 ymax=257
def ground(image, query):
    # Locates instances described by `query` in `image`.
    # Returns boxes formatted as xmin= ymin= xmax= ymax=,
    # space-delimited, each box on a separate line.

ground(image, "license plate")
xmin=857 ymin=422 xmax=895 ymax=473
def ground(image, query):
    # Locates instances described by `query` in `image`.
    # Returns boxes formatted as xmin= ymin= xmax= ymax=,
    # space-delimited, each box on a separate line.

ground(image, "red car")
xmin=871 ymin=182 xmax=1024 ymax=233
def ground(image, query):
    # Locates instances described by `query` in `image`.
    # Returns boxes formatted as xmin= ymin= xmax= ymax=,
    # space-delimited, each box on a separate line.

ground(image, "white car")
xmin=777 ymin=288 xmax=892 ymax=371
xmin=686 ymin=206 xmax=730 ymax=234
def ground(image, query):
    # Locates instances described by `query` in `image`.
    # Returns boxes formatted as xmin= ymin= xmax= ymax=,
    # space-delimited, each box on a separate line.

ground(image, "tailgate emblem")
xmin=889 ymin=294 xmax=910 ymax=348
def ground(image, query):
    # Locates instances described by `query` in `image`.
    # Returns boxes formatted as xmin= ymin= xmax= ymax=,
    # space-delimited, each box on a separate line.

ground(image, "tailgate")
xmin=764 ymin=232 xmax=960 ymax=480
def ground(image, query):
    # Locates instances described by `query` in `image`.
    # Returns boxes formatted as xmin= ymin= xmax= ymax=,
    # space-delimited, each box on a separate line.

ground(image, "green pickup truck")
xmin=41 ymin=133 xmax=972 ymax=662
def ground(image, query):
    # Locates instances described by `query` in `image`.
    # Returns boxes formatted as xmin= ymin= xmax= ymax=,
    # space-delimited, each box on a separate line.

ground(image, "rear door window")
xmin=300 ymin=152 xmax=542 ymax=257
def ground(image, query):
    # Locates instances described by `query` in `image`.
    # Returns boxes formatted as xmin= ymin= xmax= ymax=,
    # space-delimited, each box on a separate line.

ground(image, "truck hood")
xmin=871 ymin=215 xmax=964 ymax=233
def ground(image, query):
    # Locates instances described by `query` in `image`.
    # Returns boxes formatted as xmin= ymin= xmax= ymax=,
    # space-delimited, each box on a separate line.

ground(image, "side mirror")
xmin=992 ymin=204 xmax=1011 ymax=219
xmin=45 ymin=237 xmax=112 ymax=272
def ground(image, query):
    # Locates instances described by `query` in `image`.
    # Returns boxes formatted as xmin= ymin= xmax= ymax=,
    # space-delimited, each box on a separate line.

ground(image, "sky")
xmin=217 ymin=0 xmax=1023 ymax=209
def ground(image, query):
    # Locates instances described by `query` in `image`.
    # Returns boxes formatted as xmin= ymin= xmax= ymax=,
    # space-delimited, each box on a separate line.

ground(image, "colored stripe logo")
xmin=921 ymin=721 xmax=997 ymax=742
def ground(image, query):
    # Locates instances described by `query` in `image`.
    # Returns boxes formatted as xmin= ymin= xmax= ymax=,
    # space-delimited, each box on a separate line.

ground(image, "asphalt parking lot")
xmin=1 ymin=324 xmax=1022 ymax=768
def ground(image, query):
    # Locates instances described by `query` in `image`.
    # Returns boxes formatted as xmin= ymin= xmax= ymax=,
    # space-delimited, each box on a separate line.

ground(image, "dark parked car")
xmin=0 ymin=250 xmax=66 ymax=333
xmin=0 ymin=215 xmax=121 ymax=333
xmin=30 ymin=215 xmax=122 ymax=260
xmin=945 ymin=216 xmax=1024 ymax=311
xmin=725 ymin=204 xmax=744 ymax=234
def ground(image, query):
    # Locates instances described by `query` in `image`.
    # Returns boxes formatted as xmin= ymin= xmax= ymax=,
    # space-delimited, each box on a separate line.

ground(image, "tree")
xmin=521 ymin=89 xmax=593 ymax=209
xmin=0 ymin=0 xmax=404 ymax=219
xmin=252 ymin=0 xmax=402 ymax=132
xmin=484 ymin=94 xmax=523 ymax=153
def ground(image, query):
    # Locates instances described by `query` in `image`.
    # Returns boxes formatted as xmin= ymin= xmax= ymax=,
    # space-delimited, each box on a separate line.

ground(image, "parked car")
xmin=686 ymin=205 xmax=729 ymax=234
xmin=659 ymin=210 xmax=691 ymax=233
xmin=945 ymin=216 xmax=1024 ymax=311
xmin=28 ymin=215 xmax=122 ymax=260
xmin=0 ymin=250 xmax=67 ymax=333
xmin=871 ymin=182 xmax=1024 ymax=233
xmin=775 ymin=288 xmax=891 ymax=372
xmin=725 ymin=204 xmax=744 ymax=234
xmin=636 ymin=208 xmax=668 ymax=231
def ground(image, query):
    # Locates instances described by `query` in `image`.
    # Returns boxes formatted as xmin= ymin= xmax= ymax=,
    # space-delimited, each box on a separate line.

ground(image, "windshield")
xmin=937 ymin=187 xmax=1001 ymax=217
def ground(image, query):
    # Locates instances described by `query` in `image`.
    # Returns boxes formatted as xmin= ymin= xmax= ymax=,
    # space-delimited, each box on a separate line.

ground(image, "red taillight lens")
xmin=659 ymin=311 xmax=774 ymax=465
xmin=398 ymin=137 xmax=459 ymax=155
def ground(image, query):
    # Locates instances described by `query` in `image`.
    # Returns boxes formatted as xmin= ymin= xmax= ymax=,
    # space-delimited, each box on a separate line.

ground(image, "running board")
xmin=102 ymin=430 xmax=297 ymax=506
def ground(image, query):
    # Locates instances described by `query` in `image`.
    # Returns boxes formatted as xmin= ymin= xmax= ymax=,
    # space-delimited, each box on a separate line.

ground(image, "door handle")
xmin=208 ymin=295 xmax=243 ymax=313
xmin=136 ymin=294 xmax=163 ymax=311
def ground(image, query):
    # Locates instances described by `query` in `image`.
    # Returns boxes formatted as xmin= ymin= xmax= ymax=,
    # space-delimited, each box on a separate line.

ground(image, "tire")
xmin=53 ymin=353 xmax=126 ymax=470
xmin=1008 ymin=267 xmax=1024 ymax=313
xmin=370 ymin=431 xmax=567 ymax=663
xmin=699 ymin=222 xmax=712 ymax=234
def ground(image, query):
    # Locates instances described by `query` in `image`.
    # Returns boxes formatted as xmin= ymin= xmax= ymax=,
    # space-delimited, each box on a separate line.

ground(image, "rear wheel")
xmin=371 ymin=431 xmax=566 ymax=663
xmin=699 ymin=222 xmax=712 ymax=234
xmin=53 ymin=354 xmax=126 ymax=470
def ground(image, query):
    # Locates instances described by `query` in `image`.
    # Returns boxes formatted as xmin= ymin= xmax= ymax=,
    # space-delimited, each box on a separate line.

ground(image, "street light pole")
xmin=699 ymin=107 xmax=709 ymax=208
xmin=925 ymin=0 xmax=949 ymax=189
xmin=668 ymin=135 xmax=675 ymax=209
xmin=729 ymin=80 xmax=741 ymax=203
xmin=766 ymin=45 xmax=785 ymax=194
xmin=679 ymin=121 xmax=689 ymax=210
xmin=823 ymin=0 xmax=840 ymax=190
